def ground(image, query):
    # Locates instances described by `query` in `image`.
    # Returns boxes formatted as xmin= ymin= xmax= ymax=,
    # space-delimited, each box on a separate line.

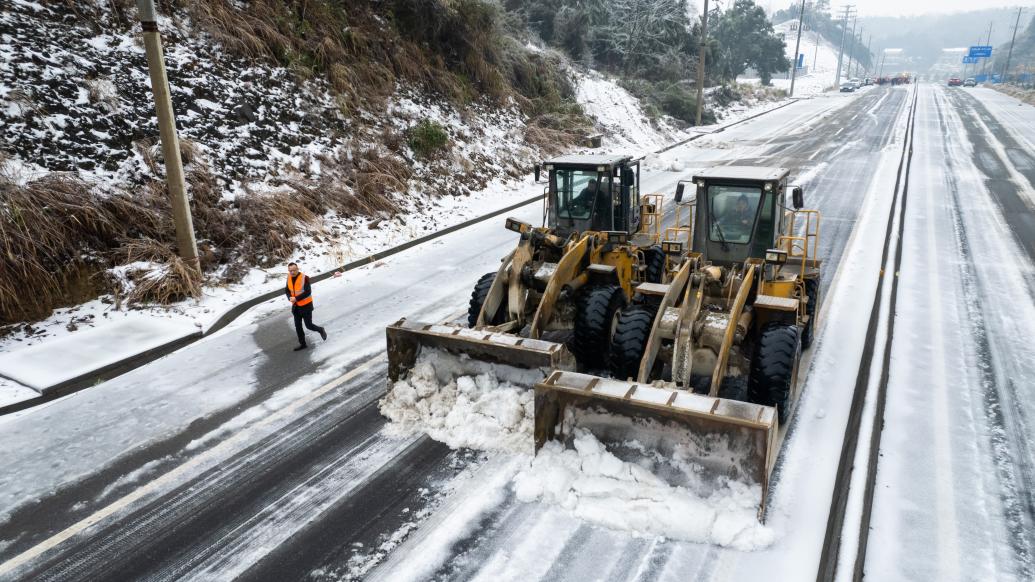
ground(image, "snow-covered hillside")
xmin=738 ymin=20 xmax=846 ymax=95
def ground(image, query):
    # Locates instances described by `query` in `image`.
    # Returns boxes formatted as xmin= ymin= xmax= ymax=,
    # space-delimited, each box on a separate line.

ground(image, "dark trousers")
xmin=292 ymin=305 xmax=325 ymax=345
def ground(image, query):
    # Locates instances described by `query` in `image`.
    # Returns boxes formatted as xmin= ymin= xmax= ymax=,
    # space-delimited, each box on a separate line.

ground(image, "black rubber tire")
xmin=467 ymin=272 xmax=506 ymax=327
xmin=571 ymin=285 xmax=627 ymax=369
xmin=609 ymin=305 xmax=656 ymax=381
xmin=643 ymin=246 xmax=666 ymax=284
xmin=800 ymin=278 xmax=820 ymax=349
xmin=749 ymin=323 xmax=800 ymax=424
xmin=718 ymin=375 xmax=750 ymax=402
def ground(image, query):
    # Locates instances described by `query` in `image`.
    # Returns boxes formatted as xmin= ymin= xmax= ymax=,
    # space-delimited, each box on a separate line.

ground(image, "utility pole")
xmin=980 ymin=21 xmax=993 ymax=79
xmin=695 ymin=0 xmax=710 ymax=126
xmin=846 ymin=16 xmax=858 ymax=79
xmin=834 ymin=5 xmax=855 ymax=87
xmin=136 ymin=0 xmax=199 ymax=272
xmin=864 ymin=33 xmax=872 ymax=76
xmin=1002 ymin=7 xmax=1024 ymax=83
xmin=812 ymin=2 xmax=821 ymax=77
xmin=789 ymin=0 xmax=807 ymax=96
xmin=877 ymin=50 xmax=887 ymax=79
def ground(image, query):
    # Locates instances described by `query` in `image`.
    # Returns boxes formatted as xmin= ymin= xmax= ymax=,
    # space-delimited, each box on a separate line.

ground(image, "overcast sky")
xmin=692 ymin=0 xmax=1025 ymax=18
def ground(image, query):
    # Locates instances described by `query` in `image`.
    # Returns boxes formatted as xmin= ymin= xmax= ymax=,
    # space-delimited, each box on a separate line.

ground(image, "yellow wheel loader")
xmin=533 ymin=166 xmax=821 ymax=519
xmin=386 ymin=154 xmax=684 ymax=384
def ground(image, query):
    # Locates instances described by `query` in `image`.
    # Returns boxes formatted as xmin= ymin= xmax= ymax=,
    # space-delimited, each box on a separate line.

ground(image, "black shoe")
xmin=319 ymin=328 xmax=328 ymax=341
xmin=293 ymin=344 xmax=308 ymax=351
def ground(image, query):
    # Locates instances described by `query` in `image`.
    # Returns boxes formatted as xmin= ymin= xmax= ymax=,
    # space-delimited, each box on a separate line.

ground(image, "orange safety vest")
xmin=287 ymin=272 xmax=313 ymax=307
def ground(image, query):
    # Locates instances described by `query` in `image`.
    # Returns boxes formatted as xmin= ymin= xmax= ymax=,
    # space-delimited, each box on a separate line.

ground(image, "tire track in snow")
xmin=934 ymin=86 xmax=1035 ymax=579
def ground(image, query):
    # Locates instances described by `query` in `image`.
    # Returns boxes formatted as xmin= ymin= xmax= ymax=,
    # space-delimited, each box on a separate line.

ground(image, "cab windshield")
xmin=709 ymin=185 xmax=762 ymax=244
xmin=554 ymin=168 xmax=600 ymax=220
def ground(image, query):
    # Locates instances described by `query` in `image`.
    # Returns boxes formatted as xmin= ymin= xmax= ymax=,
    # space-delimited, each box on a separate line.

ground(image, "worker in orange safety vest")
xmin=285 ymin=262 xmax=328 ymax=351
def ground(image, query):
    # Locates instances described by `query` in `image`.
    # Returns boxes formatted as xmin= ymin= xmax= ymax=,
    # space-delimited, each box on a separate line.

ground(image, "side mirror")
xmin=792 ymin=186 xmax=804 ymax=209
xmin=675 ymin=183 xmax=685 ymax=203
xmin=534 ymin=164 xmax=541 ymax=183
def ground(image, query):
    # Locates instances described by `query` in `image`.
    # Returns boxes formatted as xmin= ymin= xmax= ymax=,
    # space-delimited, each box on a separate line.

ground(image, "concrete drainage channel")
xmin=0 ymin=96 xmax=804 ymax=416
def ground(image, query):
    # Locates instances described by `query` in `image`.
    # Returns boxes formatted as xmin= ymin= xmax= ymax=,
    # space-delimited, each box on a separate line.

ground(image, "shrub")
xmin=407 ymin=120 xmax=450 ymax=158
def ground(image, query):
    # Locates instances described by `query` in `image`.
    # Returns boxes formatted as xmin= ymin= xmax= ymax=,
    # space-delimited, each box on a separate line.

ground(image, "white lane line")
xmin=834 ymin=127 xmax=844 ymax=136
xmin=0 ymin=354 xmax=385 ymax=578
xmin=808 ymin=148 xmax=823 ymax=161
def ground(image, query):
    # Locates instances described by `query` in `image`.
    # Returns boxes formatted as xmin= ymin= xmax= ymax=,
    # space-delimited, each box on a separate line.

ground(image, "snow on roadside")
xmin=380 ymin=350 xmax=774 ymax=549
xmin=0 ymin=378 xmax=38 ymax=408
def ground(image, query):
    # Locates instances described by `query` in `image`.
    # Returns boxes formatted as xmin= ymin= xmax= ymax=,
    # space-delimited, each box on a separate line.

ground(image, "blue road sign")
xmin=797 ymin=54 xmax=805 ymax=69
xmin=962 ymin=56 xmax=978 ymax=64
xmin=968 ymin=45 xmax=993 ymax=58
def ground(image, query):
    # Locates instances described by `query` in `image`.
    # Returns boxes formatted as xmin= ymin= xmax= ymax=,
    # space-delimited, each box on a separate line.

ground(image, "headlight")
xmin=606 ymin=231 xmax=629 ymax=244
xmin=506 ymin=218 xmax=530 ymax=233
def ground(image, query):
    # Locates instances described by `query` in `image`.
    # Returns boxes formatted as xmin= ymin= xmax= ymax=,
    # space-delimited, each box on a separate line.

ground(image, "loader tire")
xmin=468 ymin=272 xmax=506 ymax=327
xmin=643 ymin=246 xmax=666 ymax=284
xmin=750 ymin=323 xmax=800 ymax=424
xmin=609 ymin=305 xmax=656 ymax=381
xmin=719 ymin=375 xmax=749 ymax=402
xmin=800 ymin=278 xmax=820 ymax=349
xmin=572 ymin=285 xmax=627 ymax=370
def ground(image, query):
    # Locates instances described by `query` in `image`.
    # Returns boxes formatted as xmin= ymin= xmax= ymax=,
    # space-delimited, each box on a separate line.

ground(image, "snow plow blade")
xmin=386 ymin=318 xmax=577 ymax=382
xmin=533 ymin=370 xmax=779 ymax=519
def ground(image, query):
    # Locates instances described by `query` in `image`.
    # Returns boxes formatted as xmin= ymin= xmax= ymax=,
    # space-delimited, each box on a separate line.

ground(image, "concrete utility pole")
xmin=981 ymin=21 xmax=994 ymax=79
xmin=1002 ymin=7 xmax=1024 ymax=83
xmin=136 ymin=0 xmax=199 ymax=271
xmin=846 ymin=16 xmax=858 ymax=78
xmin=864 ymin=33 xmax=872 ymax=76
xmin=695 ymin=0 xmax=710 ymax=126
xmin=834 ymin=5 xmax=855 ymax=87
xmin=877 ymin=50 xmax=887 ymax=79
xmin=812 ymin=2 xmax=821 ymax=76
xmin=789 ymin=0 xmax=807 ymax=96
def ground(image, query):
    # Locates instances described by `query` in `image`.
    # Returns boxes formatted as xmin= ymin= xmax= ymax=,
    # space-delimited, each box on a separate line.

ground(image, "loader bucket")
xmin=386 ymin=318 xmax=577 ymax=382
xmin=533 ymin=370 xmax=779 ymax=519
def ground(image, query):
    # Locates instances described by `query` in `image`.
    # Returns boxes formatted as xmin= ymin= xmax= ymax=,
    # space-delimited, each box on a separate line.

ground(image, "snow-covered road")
xmin=864 ymin=84 xmax=1035 ymax=581
xmin=3 ymin=84 xmax=1034 ymax=582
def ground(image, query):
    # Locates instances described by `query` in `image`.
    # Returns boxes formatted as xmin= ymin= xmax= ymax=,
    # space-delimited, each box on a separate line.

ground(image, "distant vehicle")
xmin=864 ymin=77 xmax=874 ymax=85
xmin=963 ymin=78 xmax=977 ymax=87
xmin=849 ymin=77 xmax=862 ymax=88
xmin=947 ymin=77 xmax=963 ymax=87
xmin=840 ymin=82 xmax=855 ymax=92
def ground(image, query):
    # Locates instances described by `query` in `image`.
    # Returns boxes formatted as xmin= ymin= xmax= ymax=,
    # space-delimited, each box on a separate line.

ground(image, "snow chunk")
xmin=379 ymin=350 xmax=544 ymax=453
xmin=513 ymin=428 xmax=775 ymax=550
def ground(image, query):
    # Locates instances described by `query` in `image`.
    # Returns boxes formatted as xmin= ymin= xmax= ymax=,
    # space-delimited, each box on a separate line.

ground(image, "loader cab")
xmin=539 ymin=154 xmax=641 ymax=239
xmin=682 ymin=166 xmax=795 ymax=266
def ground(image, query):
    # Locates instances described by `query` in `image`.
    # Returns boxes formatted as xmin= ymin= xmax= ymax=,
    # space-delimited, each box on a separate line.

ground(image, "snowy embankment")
xmin=379 ymin=350 xmax=775 ymax=549
xmin=574 ymin=71 xmax=694 ymax=155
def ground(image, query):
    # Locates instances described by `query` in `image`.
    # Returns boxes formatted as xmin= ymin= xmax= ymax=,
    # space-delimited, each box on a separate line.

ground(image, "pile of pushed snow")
xmin=512 ymin=428 xmax=775 ymax=550
xmin=379 ymin=350 xmax=545 ymax=453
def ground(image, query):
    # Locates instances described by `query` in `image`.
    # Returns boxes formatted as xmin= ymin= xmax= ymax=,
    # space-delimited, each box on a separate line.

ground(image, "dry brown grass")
xmin=113 ymin=238 xmax=203 ymax=305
